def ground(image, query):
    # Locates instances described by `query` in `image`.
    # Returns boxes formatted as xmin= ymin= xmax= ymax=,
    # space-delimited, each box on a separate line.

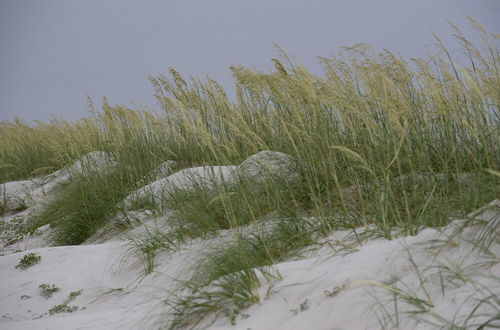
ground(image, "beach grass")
xmin=0 ymin=19 xmax=498 ymax=327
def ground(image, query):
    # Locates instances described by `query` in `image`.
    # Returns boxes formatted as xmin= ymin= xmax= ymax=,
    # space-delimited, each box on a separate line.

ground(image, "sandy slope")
xmin=1 ymin=200 xmax=498 ymax=330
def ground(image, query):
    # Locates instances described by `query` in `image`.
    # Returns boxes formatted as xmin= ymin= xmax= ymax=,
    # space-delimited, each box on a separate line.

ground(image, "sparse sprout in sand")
xmin=15 ymin=253 xmax=41 ymax=270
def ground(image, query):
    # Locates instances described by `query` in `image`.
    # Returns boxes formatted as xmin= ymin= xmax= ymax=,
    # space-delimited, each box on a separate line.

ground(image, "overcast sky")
xmin=0 ymin=0 xmax=498 ymax=122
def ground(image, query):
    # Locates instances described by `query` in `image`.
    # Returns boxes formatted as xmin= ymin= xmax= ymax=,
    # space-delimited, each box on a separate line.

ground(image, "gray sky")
xmin=0 ymin=0 xmax=499 ymax=122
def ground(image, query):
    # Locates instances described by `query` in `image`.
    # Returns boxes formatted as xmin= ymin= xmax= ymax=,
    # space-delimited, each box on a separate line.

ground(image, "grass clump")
xmin=67 ymin=289 xmax=83 ymax=301
xmin=11 ymin=104 xmax=178 ymax=245
xmin=30 ymin=126 xmax=173 ymax=245
xmin=353 ymin=172 xmax=499 ymax=238
xmin=0 ymin=117 xmax=100 ymax=184
xmin=164 ymin=217 xmax=319 ymax=328
xmin=32 ymin=168 xmax=134 ymax=245
xmin=124 ymin=225 xmax=180 ymax=275
xmin=166 ymin=177 xmax=305 ymax=239
xmin=15 ymin=252 xmax=41 ymax=270
xmin=39 ymin=283 xmax=60 ymax=299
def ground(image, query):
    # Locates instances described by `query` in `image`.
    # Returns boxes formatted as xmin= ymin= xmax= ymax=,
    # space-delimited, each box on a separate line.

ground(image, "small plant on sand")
xmin=48 ymin=303 xmax=78 ymax=315
xmin=48 ymin=289 xmax=83 ymax=315
xmin=39 ymin=283 xmax=60 ymax=299
xmin=15 ymin=252 xmax=41 ymax=270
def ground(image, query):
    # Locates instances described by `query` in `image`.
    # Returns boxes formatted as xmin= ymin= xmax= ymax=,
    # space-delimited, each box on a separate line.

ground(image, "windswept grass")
xmin=0 ymin=19 xmax=498 ymax=327
xmin=32 ymin=168 xmax=133 ymax=245
xmin=166 ymin=176 xmax=307 ymax=239
xmin=26 ymin=104 xmax=183 ymax=245
xmin=0 ymin=116 xmax=101 ymax=183
xmin=163 ymin=217 xmax=318 ymax=329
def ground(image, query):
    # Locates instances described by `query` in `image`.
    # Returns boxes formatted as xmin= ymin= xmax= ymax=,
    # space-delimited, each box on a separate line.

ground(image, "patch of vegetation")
xmin=34 ymin=170 xmax=129 ymax=245
xmin=39 ymin=283 xmax=60 ymax=299
xmin=15 ymin=252 xmax=41 ymax=270
xmin=48 ymin=289 xmax=83 ymax=315
xmin=163 ymin=217 xmax=319 ymax=328
xmin=123 ymin=226 xmax=180 ymax=275
xmin=30 ymin=160 xmax=161 ymax=246
xmin=0 ymin=118 xmax=98 ymax=184
xmin=166 ymin=177 xmax=306 ymax=240
xmin=66 ymin=289 xmax=83 ymax=301
xmin=354 ymin=172 xmax=499 ymax=238
xmin=27 ymin=118 xmax=172 ymax=245
xmin=0 ymin=201 xmax=28 ymax=216
xmin=126 ymin=189 xmax=161 ymax=213
xmin=48 ymin=303 xmax=78 ymax=315
xmin=0 ymin=216 xmax=29 ymax=246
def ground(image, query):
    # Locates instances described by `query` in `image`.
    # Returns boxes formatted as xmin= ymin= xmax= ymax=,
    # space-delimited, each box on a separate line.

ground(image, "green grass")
xmin=162 ymin=216 xmax=322 ymax=328
xmin=28 ymin=130 xmax=175 ymax=245
xmin=352 ymin=172 xmax=499 ymax=238
xmin=48 ymin=290 xmax=83 ymax=315
xmin=0 ymin=117 xmax=101 ymax=184
xmin=48 ymin=304 xmax=78 ymax=315
xmin=123 ymin=225 xmax=181 ymax=275
xmin=166 ymin=176 xmax=307 ymax=239
xmin=30 ymin=169 xmax=133 ymax=245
